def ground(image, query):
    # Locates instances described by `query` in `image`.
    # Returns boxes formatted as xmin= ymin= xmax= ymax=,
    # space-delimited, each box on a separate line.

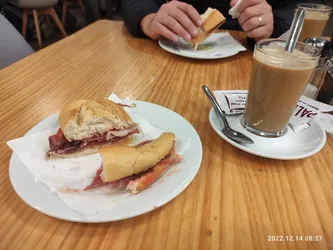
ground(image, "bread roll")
xmin=59 ymin=99 xmax=135 ymax=141
xmin=100 ymin=133 xmax=175 ymax=183
xmin=190 ymin=8 xmax=226 ymax=49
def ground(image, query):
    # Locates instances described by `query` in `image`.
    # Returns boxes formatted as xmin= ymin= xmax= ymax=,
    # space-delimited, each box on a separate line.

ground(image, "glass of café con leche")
xmin=297 ymin=4 xmax=332 ymax=42
xmin=242 ymin=39 xmax=320 ymax=137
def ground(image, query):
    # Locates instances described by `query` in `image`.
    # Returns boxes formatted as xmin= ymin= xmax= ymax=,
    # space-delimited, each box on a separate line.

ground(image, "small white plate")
xmin=209 ymin=108 xmax=326 ymax=160
xmin=158 ymin=32 xmax=246 ymax=60
xmin=9 ymin=101 xmax=203 ymax=222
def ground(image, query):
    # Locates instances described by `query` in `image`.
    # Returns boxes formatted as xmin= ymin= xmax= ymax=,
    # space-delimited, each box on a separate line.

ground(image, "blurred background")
xmin=324 ymin=0 xmax=333 ymax=35
xmin=0 ymin=0 xmax=332 ymax=51
xmin=0 ymin=0 xmax=121 ymax=50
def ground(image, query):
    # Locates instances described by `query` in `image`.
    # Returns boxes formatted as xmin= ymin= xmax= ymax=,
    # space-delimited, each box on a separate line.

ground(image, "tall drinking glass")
xmin=242 ymin=39 xmax=320 ymax=137
xmin=298 ymin=3 xmax=332 ymax=42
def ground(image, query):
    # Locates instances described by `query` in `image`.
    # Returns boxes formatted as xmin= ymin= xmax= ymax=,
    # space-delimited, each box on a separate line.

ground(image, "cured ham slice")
xmin=127 ymin=152 xmax=182 ymax=194
xmin=84 ymin=144 xmax=182 ymax=194
xmin=47 ymin=126 xmax=139 ymax=156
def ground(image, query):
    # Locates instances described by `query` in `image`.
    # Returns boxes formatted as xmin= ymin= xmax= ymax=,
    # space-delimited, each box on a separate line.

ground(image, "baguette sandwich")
xmin=190 ymin=8 xmax=226 ymax=50
xmin=47 ymin=99 xmax=139 ymax=158
xmin=85 ymin=132 xmax=182 ymax=194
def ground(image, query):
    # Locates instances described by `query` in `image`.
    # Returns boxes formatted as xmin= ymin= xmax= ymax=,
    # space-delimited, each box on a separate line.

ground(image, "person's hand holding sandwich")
xmin=140 ymin=0 xmax=274 ymax=43
xmin=140 ymin=1 xmax=203 ymax=43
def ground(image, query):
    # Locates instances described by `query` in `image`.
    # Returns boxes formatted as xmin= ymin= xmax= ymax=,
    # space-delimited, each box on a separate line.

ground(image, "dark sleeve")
xmin=271 ymin=0 xmax=325 ymax=38
xmin=121 ymin=0 xmax=163 ymax=37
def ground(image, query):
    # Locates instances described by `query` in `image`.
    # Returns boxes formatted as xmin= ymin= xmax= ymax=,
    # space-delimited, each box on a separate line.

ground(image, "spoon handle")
xmin=202 ymin=85 xmax=230 ymax=128
xmin=285 ymin=8 xmax=306 ymax=52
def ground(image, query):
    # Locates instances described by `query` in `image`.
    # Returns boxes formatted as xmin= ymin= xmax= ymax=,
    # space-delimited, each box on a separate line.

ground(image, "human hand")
xmin=140 ymin=1 xmax=203 ymax=42
xmin=230 ymin=0 xmax=274 ymax=41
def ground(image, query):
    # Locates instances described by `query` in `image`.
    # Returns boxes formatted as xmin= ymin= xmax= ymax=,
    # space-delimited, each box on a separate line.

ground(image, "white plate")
xmin=158 ymin=32 xmax=246 ymax=59
xmin=9 ymin=101 xmax=203 ymax=222
xmin=209 ymin=108 xmax=326 ymax=160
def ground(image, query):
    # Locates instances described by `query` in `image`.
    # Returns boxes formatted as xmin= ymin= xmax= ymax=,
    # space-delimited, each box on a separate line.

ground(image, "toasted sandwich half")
xmin=190 ymin=8 xmax=226 ymax=50
xmin=47 ymin=99 xmax=139 ymax=158
xmin=85 ymin=132 xmax=182 ymax=194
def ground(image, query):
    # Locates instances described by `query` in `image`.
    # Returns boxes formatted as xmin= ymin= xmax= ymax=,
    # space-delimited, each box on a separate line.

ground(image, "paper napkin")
xmin=229 ymin=0 xmax=243 ymax=19
xmin=171 ymin=32 xmax=246 ymax=57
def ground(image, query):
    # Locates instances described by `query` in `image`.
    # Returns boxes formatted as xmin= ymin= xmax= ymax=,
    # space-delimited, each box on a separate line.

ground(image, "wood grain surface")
xmin=0 ymin=20 xmax=332 ymax=250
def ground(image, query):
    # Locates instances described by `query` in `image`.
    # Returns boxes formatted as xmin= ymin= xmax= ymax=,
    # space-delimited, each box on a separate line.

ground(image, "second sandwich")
xmin=85 ymin=132 xmax=182 ymax=194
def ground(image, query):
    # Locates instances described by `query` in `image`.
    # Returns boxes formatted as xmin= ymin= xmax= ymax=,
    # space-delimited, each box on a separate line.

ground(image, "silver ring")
xmin=258 ymin=15 xmax=263 ymax=26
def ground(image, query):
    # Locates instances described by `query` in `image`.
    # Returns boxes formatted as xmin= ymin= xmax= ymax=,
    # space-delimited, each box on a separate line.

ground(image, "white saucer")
xmin=158 ymin=32 xmax=246 ymax=60
xmin=209 ymin=108 xmax=326 ymax=160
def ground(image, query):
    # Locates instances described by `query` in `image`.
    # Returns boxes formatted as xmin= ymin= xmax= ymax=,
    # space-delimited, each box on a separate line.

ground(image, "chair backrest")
xmin=0 ymin=13 xmax=34 ymax=70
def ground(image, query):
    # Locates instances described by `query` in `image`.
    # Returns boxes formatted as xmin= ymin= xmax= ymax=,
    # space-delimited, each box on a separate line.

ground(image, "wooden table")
xmin=0 ymin=20 xmax=332 ymax=250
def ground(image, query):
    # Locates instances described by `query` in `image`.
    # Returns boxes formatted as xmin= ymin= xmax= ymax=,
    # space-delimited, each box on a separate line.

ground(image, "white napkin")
xmin=176 ymin=32 xmax=246 ymax=56
xmin=229 ymin=0 xmax=243 ymax=19
xmin=7 ymin=94 xmax=190 ymax=218
xmin=214 ymin=90 xmax=333 ymax=135
xmin=314 ymin=113 xmax=333 ymax=137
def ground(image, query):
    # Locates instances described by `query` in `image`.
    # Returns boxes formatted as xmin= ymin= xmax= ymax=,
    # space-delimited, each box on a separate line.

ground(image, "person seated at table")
xmin=121 ymin=0 xmax=325 ymax=42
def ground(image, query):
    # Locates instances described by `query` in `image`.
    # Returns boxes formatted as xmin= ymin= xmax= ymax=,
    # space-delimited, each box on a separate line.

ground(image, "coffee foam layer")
xmin=305 ymin=10 xmax=330 ymax=19
xmin=255 ymin=45 xmax=317 ymax=69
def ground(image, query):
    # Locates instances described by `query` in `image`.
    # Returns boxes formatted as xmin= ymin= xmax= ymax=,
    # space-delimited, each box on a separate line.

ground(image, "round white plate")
xmin=158 ymin=33 xmax=246 ymax=59
xmin=209 ymin=108 xmax=326 ymax=160
xmin=9 ymin=101 xmax=203 ymax=223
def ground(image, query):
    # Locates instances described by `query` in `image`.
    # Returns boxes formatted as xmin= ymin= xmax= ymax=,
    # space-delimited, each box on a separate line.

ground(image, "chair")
xmin=0 ymin=13 xmax=34 ymax=69
xmin=62 ymin=0 xmax=85 ymax=26
xmin=12 ymin=0 xmax=68 ymax=49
